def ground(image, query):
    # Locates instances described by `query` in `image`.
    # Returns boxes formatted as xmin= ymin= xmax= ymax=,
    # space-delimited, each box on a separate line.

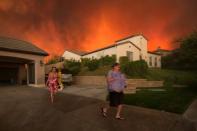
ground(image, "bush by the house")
xmin=100 ymin=55 xmax=116 ymax=66
xmin=121 ymin=60 xmax=148 ymax=77
xmin=119 ymin=56 xmax=129 ymax=65
xmin=87 ymin=59 xmax=100 ymax=71
xmin=63 ymin=60 xmax=81 ymax=75
xmin=81 ymin=58 xmax=91 ymax=66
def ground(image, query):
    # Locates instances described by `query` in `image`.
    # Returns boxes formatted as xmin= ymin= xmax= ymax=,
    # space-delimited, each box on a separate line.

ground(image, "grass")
xmin=145 ymin=69 xmax=197 ymax=85
xmin=124 ymin=86 xmax=197 ymax=114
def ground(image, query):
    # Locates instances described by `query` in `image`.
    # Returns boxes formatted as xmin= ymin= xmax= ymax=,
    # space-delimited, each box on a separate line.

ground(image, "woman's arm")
xmin=107 ymin=77 xmax=115 ymax=83
xmin=46 ymin=73 xmax=51 ymax=86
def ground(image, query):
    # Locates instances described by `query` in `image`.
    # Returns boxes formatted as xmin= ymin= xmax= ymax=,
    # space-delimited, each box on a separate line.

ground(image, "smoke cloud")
xmin=0 ymin=0 xmax=197 ymax=56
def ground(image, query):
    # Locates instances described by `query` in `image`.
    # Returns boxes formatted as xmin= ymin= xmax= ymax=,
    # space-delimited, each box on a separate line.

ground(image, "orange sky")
xmin=0 ymin=0 xmax=197 ymax=57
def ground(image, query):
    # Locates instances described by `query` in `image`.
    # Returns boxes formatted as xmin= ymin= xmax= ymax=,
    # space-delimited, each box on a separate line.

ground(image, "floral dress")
xmin=47 ymin=72 xmax=58 ymax=93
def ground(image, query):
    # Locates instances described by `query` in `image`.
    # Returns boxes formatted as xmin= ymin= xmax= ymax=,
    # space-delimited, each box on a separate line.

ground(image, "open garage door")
xmin=0 ymin=66 xmax=18 ymax=85
xmin=0 ymin=56 xmax=33 ymax=86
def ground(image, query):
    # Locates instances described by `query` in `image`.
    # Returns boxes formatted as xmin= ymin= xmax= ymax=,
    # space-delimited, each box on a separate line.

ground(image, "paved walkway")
xmin=0 ymin=86 xmax=195 ymax=131
xmin=184 ymin=99 xmax=197 ymax=130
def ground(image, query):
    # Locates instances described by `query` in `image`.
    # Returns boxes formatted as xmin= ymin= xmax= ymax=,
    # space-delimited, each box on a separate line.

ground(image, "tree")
xmin=179 ymin=31 xmax=197 ymax=70
xmin=162 ymin=31 xmax=197 ymax=70
xmin=63 ymin=60 xmax=81 ymax=75
xmin=87 ymin=59 xmax=100 ymax=71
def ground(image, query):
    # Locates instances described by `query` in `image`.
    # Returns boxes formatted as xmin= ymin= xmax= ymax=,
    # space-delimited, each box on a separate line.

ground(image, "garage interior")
xmin=0 ymin=56 xmax=34 ymax=85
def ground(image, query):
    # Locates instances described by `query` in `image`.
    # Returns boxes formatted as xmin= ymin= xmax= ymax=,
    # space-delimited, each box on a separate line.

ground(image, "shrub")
xmin=100 ymin=55 xmax=116 ymax=66
xmin=119 ymin=56 xmax=129 ymax=65
xmin=87 ymin=59 xmax=100 ymax=71
xmin=81 ymin=58 xmax=91 ymax=67
xmin=63 ymin=60 xmax=81 ymax=75
xmin=121 ymin=60 xmax=148 ymax=77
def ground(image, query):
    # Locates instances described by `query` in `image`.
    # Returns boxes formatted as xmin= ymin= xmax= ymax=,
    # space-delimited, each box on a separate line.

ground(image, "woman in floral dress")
xmin=46 ymin=67 xmax=58 ymax=103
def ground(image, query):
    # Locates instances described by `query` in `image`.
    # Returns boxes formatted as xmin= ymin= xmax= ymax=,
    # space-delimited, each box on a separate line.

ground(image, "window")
xmin=140 ymin=55 xmax=142 ymax=60
xmin=127 ymin=51 xmax=133 ymax=61
xmin=149 ymin=56 xmax=152 ymax=66
xmin=155 ymin=57 xmax=157 ymax=67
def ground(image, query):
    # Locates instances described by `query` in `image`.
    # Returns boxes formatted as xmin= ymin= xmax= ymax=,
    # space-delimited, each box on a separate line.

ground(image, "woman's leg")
xmin=116 ymin=104 xmax=123 ymax=118
xmin=102 ymin=103 xmax=109 ymax=113
xmin=49 ymin=85 xmax=54 ymax=103
xmin=101 ymin=93 xmax=110 ymax=117
xmin=50 ymin=91 xmax=54 ymax=103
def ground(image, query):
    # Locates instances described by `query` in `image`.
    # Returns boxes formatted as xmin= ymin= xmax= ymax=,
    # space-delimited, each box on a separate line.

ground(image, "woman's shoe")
xmin=115 ymin=116 xmax=125 ymax=120
xmin=101 ymin=108 xmax=107 ymax=117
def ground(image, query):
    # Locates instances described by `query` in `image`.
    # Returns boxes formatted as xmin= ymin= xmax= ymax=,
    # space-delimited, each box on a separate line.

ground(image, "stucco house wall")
xmin=17 ymin=64 xmax=26 ymax=84
xmin=116 ymin=35 xmax=148 ymax=61
xmin=62 ymin=34 xmax=161 ymax=68
xmin=82 ymin=42 xmax=141 ymax=62
xmin=62 ymin=51 xmax=81 ymax=61
xmin=82 ymin=46 xmax=116 ymax=59
xmin=82 ymin=36 xmax=147 ymax=63
xmin=116 ymin=42 xmax=140 ymax=62
xmin=147 ymin=52 xmax=161 ymax=68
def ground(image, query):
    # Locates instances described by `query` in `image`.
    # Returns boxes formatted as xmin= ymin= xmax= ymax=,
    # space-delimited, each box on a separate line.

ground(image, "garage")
xmin=0 ymin=65 xmax=18 ymax=85
xmin=0 ymin=36 xmax=48 ymax=86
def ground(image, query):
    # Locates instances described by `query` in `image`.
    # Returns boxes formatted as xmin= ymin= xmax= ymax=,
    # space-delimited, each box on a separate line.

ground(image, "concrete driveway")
xmin=62 ymin=85 xmax=108 ymax=100
xmin=0 ymin=86 xmax=195 ymax=131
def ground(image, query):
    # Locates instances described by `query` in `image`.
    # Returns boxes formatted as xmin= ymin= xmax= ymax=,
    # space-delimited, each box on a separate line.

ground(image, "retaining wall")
xmin=74 ymin=76 xmax=164 ymax=89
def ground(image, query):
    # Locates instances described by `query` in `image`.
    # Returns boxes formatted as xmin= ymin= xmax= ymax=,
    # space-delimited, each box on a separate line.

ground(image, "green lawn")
xmin=124 ymin=87 xmax=197 ymax=114
xmin=125 ymin=69 xmax=197 ymax=114
xmin=145 ymin=69 xmax=197 ymax=85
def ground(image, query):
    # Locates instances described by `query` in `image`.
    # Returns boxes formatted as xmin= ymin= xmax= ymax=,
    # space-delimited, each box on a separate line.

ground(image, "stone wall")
xmin=74 ymin=76 xmax=107 ymax=86
xmin=73 ymin=76 xmax=164 ymax=90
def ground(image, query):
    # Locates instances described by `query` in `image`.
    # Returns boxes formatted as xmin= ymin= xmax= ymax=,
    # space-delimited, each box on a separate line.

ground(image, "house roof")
xmin=67 ymin=50 xmax=87 ymax=55
xmin=154 ymin=48 xmax=171 ymax=52
xmin=82 ymin=41 xmax=141 ymax=56
xmin=148 ymin=51 xmax=161 ymax=55
xmin=115 ymin=34 xmax=148 ymax=42
xmin=0 ymin=36 xmax=49 ymax=56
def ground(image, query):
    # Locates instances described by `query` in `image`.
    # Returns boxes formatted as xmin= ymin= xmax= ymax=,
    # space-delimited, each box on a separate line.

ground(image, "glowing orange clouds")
xmin=0 ymin=0 xmax=197 ymax=57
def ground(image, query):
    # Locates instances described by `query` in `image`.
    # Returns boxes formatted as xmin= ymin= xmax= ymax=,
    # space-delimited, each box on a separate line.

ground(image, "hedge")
xmin=121 ymin=60 xmax=148 ymax=77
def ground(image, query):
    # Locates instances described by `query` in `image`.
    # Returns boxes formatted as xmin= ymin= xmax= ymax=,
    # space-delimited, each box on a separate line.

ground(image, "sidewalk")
xmin=184 ymin=99 xmax=197 ymax=130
